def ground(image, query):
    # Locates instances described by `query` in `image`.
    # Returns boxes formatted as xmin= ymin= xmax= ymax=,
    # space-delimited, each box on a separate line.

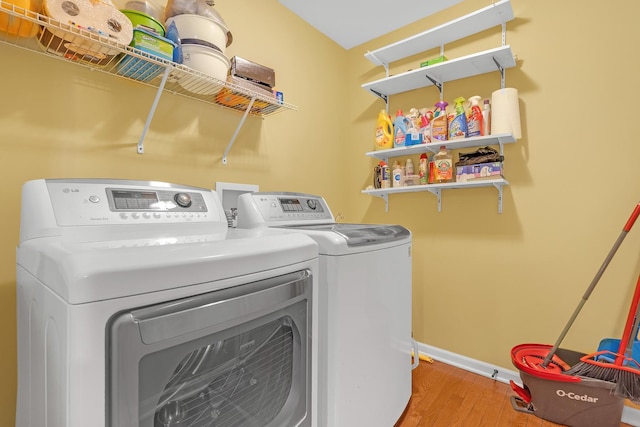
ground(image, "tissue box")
xmin=420 ymin=55 xmax=447 ymax=67
xmin=456 ymin=162 xmax=503 ymax=182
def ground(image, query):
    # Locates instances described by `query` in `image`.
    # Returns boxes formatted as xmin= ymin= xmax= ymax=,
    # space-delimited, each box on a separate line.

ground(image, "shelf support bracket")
xmin=137 ymin=66 xmax=171 ymax=154
xmin=424 ymin=74 xmax=443 ymax=100
xmin=222 ymin=96 xmax=256 ymax=165
xmin=492 ymin=56 xmax=506 ymax=89
xmin=492 ymin=183 xmax=504 ymax=214
xmin=370 ymin=89 xmax=388 ymax=105
xmin=426 ymin=188 xmax=443 ymax=212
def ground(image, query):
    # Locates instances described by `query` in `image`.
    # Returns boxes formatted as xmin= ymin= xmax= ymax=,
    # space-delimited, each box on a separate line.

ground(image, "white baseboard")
xmin=415 ymin=342 xmax=640 ymax=427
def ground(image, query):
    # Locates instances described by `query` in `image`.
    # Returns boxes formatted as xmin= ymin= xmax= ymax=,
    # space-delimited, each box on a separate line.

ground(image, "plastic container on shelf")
xmin=405 ymin=108 xmax=422 ymax=146
xmin=380 ymin=161 xmax=390 ymax=188
xmin=432 ymin=101 xmax=448 ymax=141
xmin=375 ymin=110 xmax=393 ymax=150
xmin=405 ymin=158 xmax=414 ymax=176
xmin=433 ymin=146 xmax=454 ymax=183
xmin=393 ymin=110 xmax=407 ymax=148
xmin=0 ymin=0 xmax=40 ymax=38
xmin=482 ymin=98 xmax=491 ymax=136
xmin=448 ymin=97 xmax=468 ymax=139
xmin=392 ymin=161 xmax=402 ymax=187
xmin=419 ymin=153 xmax=428 ymax=185
xmin=467 ymin=95 xmax=483 ymax=137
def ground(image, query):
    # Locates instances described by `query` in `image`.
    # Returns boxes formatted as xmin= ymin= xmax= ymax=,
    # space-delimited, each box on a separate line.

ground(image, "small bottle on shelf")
xmin=405 ymin=158 xmax=414 ymax=176
xmin=380 ymin=161 xmax=390 ymax=188
xmin=392 ymin=161 xmax=402 ymax=187
xmin=482 ymin=98 xmax=491 ymax=136
xmin=419 ymin=153 xmax=428 ymax=185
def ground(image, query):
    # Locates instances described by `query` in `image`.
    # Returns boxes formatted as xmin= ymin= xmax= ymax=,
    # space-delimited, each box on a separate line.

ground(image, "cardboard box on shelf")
xmin=455 ymin=162 xmax=503 ymax=182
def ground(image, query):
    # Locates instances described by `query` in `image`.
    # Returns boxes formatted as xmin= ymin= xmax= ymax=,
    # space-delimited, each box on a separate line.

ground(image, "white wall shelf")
xmin=364 ymin=0 xmax=514 ymax=66
xmin=0 ymin=0 xmax=297 ymax=163
xmin=360 ymin=0 xmax=517 ymax=212
xmin=365 ymin=133 xmax=515 ymax=162
xmin=362 ymin=45 xmax=515 ymax=100
xmin=362 ymin=179 xmax=508 ymax=213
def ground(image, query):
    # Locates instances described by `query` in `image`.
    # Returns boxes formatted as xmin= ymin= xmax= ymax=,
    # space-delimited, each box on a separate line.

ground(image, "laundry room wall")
xmin=343 ymin=0 xmax=640 ymax=374
xmin=0 ymin=0 xmax=348 ymax=422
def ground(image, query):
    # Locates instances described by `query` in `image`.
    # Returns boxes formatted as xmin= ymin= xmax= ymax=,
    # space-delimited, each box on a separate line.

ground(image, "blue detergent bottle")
xmin=393 ymin=110 xmax=408 ymax=148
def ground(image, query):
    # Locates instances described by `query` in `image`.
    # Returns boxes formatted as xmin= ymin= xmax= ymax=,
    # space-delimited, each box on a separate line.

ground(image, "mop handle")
xmin=615 ymin=273 xmax=640 ymax=366
xmin=541 ymin=202 xmax=640 ymax=368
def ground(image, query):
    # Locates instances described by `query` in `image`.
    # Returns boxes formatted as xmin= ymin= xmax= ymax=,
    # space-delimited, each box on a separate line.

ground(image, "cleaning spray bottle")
xmin=467 ymin=95 xmax=483 ymax=137
xmin=448 ymin=97 xmax=468 ymax=139
xmin=419 ymin=108 xmax=433 ymax=144
xmin=393 ymin=110 xmax=407 ymax=148
xmin=375 ymin=110 xmax=393 ymax=150
xmin=431 ymin=101 xmax=448 ymax=141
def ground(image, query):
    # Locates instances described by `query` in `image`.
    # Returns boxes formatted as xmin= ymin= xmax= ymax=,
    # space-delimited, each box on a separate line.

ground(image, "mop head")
xmin=565 ymin=350 xmax=640 ymax=402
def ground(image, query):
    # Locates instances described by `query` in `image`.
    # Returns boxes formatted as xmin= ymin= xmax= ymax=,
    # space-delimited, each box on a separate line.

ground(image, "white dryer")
xmin=15 ymin=179 xmax=319 ymax=427
xmin=237 ymin=192 xmax=413 ymax=427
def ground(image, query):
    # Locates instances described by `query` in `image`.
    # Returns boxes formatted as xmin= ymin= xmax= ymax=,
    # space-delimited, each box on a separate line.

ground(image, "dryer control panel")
xmin=237 ymin=192 xmax=334 ymax=228
xmin=19 ymin=179 xmax=227 ymax=243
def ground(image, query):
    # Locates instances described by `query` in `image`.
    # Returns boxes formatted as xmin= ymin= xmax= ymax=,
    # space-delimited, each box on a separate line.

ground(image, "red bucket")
xmin=510 ymin=344 xmax=624 ymax=427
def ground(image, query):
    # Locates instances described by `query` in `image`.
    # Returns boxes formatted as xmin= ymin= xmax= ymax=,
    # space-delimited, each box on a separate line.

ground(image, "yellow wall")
xmin=2 ymin=0 xmax=640 ymax=424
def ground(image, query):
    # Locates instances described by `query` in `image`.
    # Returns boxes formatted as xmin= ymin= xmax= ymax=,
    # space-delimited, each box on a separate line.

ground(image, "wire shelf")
xmin=0 ymin=0 xmax=297 ymax=117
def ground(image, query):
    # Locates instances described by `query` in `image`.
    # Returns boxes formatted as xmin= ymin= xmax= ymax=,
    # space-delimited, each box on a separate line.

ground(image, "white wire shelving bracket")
xmin=0 ymin=0 xmax=298 ymax=162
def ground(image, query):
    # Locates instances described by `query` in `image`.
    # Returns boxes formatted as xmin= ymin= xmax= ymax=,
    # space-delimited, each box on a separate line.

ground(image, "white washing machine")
xmin=237 ymin=192 xmax=413 ymax=427
xmin=15 ymin=179 xmax=319 ymax=427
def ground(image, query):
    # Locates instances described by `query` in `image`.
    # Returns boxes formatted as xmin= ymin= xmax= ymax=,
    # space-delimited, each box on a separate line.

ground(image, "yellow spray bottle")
xmin=375 ymin=110 xmax=393 ymax=150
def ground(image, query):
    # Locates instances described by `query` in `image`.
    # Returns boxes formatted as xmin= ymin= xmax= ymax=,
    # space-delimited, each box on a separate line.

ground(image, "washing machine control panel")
xmin=23 ymin=179 xmax=227 ymax=230
xmin=237 ymin=192 xmax=334 ymax=227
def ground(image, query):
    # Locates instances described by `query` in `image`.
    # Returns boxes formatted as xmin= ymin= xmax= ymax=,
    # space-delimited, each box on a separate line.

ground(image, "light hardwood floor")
xmin=394 ymin=360 xmax=634 ymax=427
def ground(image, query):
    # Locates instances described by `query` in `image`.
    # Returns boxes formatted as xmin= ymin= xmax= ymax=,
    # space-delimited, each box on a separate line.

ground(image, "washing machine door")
xmin=106 ymin=270 xmax=312 ymax=427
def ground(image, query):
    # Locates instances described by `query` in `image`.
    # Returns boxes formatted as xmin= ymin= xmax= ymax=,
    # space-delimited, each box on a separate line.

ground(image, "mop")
xmin=537 ymin=203 xmax=640 ymax=371
xmin=565 ymin=273 xmax=640 ymax=402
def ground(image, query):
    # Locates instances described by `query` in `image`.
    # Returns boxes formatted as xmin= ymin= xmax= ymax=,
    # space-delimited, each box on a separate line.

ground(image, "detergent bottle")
xmin=448 ymin=97 xmax=468 ymax=139
xmin=467 ymin=95 xmax=483 ymax=137
xmin=405 ymin=108 xmax=422 ymax=145
xmin=375 ymin=110 xmax=393 ymax=150
xmin=431 ymin=101 xmax=448 ymax=141
xmin=419 ymin=108 xmax=433 ymax=144
xmin=393 ymin=110 xmax=407 ymax=148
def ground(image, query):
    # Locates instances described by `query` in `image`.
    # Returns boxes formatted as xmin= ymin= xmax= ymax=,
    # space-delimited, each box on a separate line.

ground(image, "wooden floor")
xmin=394 ymin=360 xmax=634 ymax=427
